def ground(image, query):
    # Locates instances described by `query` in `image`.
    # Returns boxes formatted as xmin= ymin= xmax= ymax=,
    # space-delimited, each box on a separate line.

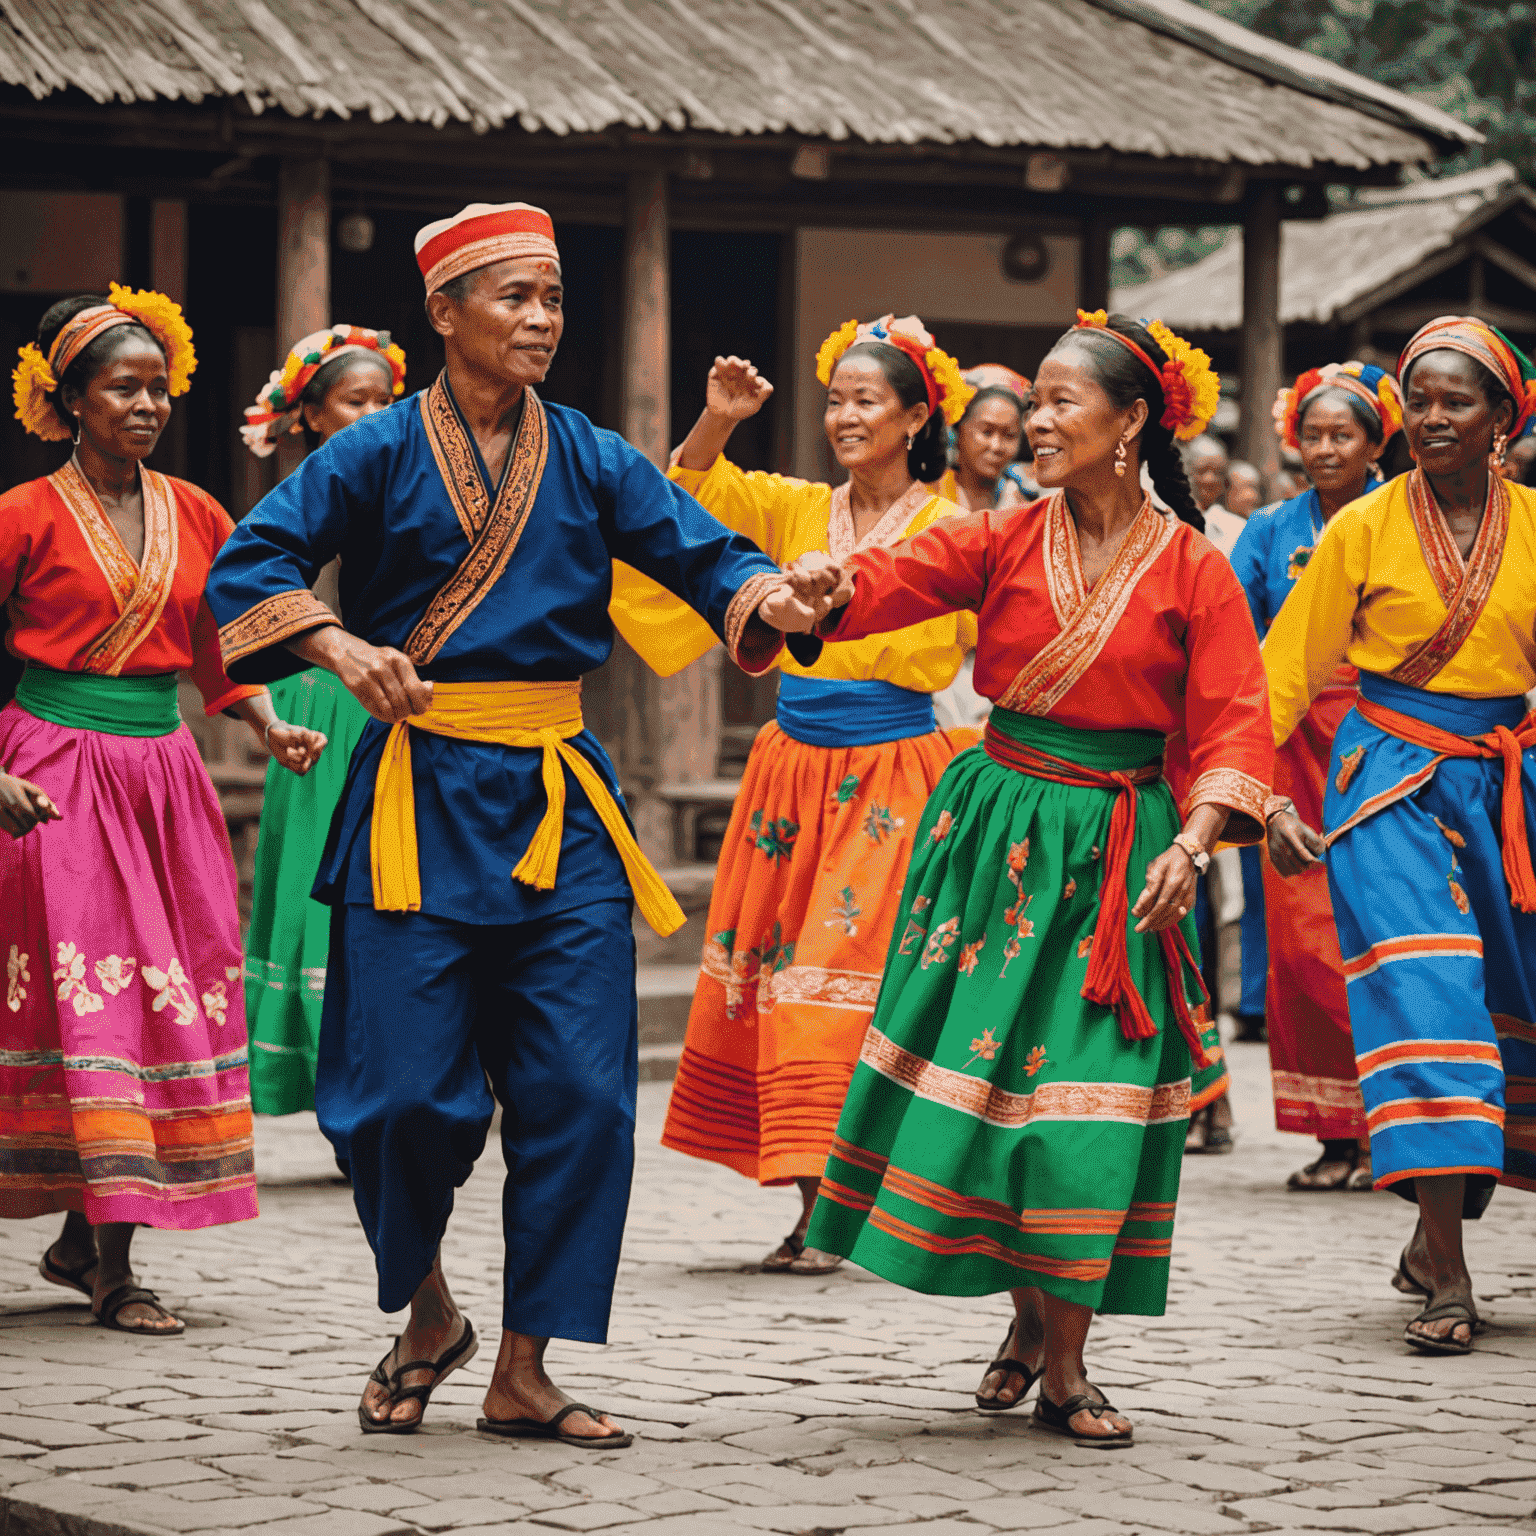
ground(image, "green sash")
xmin=986 ymin=703 xmax=1164 ymax=773
xmin=16 ymin=666 xmax=181 ymax=738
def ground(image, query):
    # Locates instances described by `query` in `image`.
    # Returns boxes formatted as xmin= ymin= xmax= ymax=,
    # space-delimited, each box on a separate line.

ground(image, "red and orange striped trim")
xmin=1342 ymin=932 xmax=1484 ymax=983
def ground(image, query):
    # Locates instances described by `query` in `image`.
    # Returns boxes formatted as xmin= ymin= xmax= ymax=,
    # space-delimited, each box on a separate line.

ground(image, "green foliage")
xmin=1198 ymin=0 xmax=1536 ymax=178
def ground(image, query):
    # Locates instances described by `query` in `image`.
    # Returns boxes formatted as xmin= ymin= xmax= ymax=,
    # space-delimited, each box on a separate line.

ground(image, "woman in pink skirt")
xmin=1 ymin=288 xmax=325 ymax=1334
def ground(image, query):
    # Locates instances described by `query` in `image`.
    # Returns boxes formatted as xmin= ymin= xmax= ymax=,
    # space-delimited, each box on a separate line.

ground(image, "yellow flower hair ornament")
xmin=12 ymin=283 xmax=196 ymax=441
xmin=1072 ymin=310 xmax=1220 ymax=442
xmin=12 ymin=343 xmax=64 ymax=440
xmin=813 ymin=313 xmax=974 ymax=425
xmin=107 ymin=283 xmax=196 ymax=396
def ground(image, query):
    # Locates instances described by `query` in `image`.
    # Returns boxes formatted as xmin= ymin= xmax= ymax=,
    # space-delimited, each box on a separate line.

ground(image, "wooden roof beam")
xmin=1472 ymin=235 xmax=1536 ymax=299
xmin=1335 ymin=240 xmax=1474 ymax=325
xmin=1368 ymin=299 xmax=1536 ymax=334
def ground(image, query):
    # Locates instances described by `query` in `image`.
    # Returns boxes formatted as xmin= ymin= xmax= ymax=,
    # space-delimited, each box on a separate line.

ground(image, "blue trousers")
xmin=315 ymin=898 xmax=638 ymax=1342
xmin=1325 ymin=675 xmax=1536 ymax=1215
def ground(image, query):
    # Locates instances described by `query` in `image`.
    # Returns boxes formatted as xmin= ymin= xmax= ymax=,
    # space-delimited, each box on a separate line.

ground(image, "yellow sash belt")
xmin=369 ymin=679 xmax=686 ymax=935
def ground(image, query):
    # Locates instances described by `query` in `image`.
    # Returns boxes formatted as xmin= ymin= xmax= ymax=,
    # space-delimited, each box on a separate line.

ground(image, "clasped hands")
xmin=756 ymin=550 xmax=856 ymax=633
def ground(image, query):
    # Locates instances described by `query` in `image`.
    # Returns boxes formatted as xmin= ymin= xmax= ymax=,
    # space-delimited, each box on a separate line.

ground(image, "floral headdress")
xmin=1398 ymin=315 xmax=1536 ymax=438
xmin=1273 ymin=361 xmax=1402 ymax=451
xmin=815 ymin=313 xmax=975 ymax=426
xmin=1071 ymin=310 xmax=1219 ymax=442
xmin=12 ymin=282 xmax=196 ymax=441
xmin=962 ymin=363 xmax=1032 ymax=407
xmin=241 ymin=325 xmax=407 ymax=457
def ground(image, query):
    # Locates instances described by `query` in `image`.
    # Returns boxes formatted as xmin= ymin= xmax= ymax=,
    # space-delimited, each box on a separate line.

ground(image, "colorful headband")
xmin=241 ymin=326 xmax=407 ymax=458
xmin=1273 ymin=361 xmax=1402 ymax=450
xmin=415 ymin=203 xmax=560 ymax=296
xmin=1071 ymin=310 xmax=1219 ymax=443
xmin=815 ymin=313 xmax=975 ymax=426
xmin=12 ymin=282 xmax=196 ymax=442
xmin=1398 ymin=315 xmax=1536 ymax=437
xmin=963 ymin=364 xmax=1032 ymax=406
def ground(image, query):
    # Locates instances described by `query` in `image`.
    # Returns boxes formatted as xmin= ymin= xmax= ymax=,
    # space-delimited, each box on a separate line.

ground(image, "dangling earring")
xmin=906 ymin=432 xmax=914 ymax=451
xmin=1114 ymin=438 xmax=1128 ymax=478
xmin=1491 ymin=431 xmax=1508 ymax=469
xmin=71 ymin=414 xmax=81 ymax=446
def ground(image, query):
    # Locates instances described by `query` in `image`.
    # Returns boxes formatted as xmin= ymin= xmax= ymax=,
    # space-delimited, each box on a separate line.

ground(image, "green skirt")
xmin=805 ymin=707 xmax=1226 ymax=1315
xmin=244 ymin=669 xmax=372 ymax=1115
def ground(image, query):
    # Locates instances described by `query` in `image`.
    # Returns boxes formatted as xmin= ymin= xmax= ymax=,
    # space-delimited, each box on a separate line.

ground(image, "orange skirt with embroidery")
xmin=661 ymin=720 xmax=975 ymax=1184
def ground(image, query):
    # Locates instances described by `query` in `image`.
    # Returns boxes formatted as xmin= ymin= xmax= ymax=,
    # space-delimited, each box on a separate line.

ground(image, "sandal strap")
xmin=984 ymin=1357 xmax=1036 ymax=1379
xmin=97 ymin=1284 xmax=169 ymax=1323
xmin=547 ymin=1402 xmax=602 ymax=1430
xmin=1412 ymin=1299 xmax=1478 ymax=1325
xmin=779 ymin=1232 xmax=805 ymax=1258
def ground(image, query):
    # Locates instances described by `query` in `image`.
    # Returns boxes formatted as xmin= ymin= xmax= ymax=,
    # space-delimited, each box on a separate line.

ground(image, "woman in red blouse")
xmin=1 ymin=290 xmax=324 ymax=1335
xmin=791 ymin=313 xmax=1274 ymax=1446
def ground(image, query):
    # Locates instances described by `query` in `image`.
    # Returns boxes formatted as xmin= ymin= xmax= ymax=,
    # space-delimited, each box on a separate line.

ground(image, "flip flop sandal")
xmin=1345 ymin=1161 xmax=1376 ymax=1191
xmin=94 ymin=1283 xmax=185 ymax=1337
xmin=1391 ymin=1248 xmax=1431 ymax=1299
xmin=39 ymin=1248 xmax=97 ymax=1299
xmin=1404 ymin=1300 xmax=1481 ymax=1356
xmin=787 ymin=1247 xmax=844 ymax=1276
xmin=1034 ymin=1388 xmax=1133 ymax=1447
xmin=761 ymin=1232 xmax=806 ymax=1272
xmin=358 ymin=1319 xmax=478 ymax=1434
xmin=975 ymin=1321 xmax=1040 ymax=1412
xmin=477 ymin=1402 xmax=633 ymax=1449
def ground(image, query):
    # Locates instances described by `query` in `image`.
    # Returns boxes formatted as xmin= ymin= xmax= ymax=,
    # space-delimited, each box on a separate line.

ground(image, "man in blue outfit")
xmin=208 ymin=203 xmax=812 ymax=1444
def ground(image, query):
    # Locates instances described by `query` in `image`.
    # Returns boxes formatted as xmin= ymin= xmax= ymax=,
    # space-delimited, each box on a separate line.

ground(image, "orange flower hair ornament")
xmin=1071 ymin=310 xmax=1219 ymax=442
xmin=241 ymin=325 xmax=407 ymax=457
xmin=1273 ymin=360 xmax=1402 ymax=451
xmin=12 ymin=282 xmax=196 ymax=442
xmin=814 ymin=313 xmax=976 ymax=426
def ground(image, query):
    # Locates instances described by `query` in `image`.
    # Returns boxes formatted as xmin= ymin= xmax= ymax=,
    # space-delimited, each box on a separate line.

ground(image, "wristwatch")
xmin=1171 ymin=831 xmax=1210 ymax=874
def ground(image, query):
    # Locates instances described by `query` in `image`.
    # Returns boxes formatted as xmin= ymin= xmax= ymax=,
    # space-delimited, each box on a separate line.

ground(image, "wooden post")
xmin=276 ymin=158 xmax=330 ymax=481
xmin=1239 ymin=183 xmax=1283 ymax=485
xmin=1078 ymin=211 xmax=1111 ymax=315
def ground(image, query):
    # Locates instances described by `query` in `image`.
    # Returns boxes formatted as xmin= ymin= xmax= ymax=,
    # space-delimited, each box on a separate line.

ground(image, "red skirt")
xmin=1264 ymin=674 xmax=1367 ymax=1141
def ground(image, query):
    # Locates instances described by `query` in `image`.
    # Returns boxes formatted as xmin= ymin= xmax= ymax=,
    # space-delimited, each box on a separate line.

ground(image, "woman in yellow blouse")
xmin=1264 ymin=315 xmax=1536 ymax=1356
xmin=656 ymin=316 xmax=978 ymax=1273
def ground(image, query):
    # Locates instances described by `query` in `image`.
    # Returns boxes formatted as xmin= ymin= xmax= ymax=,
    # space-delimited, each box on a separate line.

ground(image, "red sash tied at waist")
xmin=1354 ymin=695 xmax=1536 ymax=913
xmin=982 ymin=723 xmax=1216 ymax=1067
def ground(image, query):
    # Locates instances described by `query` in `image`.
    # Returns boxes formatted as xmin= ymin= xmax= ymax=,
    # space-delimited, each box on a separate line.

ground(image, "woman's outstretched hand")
xmin=267 ymin=723 xmax=328 ymax=777
xmin=784 ymin=551 xmax=854 ymax=612
xmin=705 ymin=356 xmax=774 ymax=422
xmin=0 ymin=772 xmax=60 ymax=839
xmin=1268 ymin=810 xmax=1325 ymax=876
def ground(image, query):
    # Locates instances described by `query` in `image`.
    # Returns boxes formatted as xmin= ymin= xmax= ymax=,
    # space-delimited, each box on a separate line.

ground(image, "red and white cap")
xmin=414 ymin=203 xmax=560 ymax=295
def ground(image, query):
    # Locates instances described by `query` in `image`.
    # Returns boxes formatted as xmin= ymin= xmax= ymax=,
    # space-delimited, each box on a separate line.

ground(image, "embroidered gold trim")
xmin=51 ymin=460 xmax=180 ymax=676
xmin=1391 ymin=468 xmax=1509 ymax=689
xmin=996 ymin=497 xmax=1174 ymax=716
xmin=724 ymin=571 xmax=786 ymax=675
xmin=1270 ymin=1069 xmax=1365 ymax=1112
xmin=406 ymin=375 xmax=550 ymax=664
xmin=1041 ymin=490 xmax=1087 ymax=628
xmin=860 ymin=1025 xmax=1190 ymax=1128
xmin=760 ymin=963 xmax=883 ymax=1013
xmin=218 ymin=589 xmax=340 ymax=668
xmin=1184 ymin=767 xmax=1270 ymax=837
xmin=826 ymin=478 xmax=934 ymax=562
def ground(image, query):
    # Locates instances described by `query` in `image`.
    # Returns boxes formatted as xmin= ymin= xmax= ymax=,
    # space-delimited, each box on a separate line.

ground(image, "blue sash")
xmin=1357 ymin=670 xmax=1526 ymax=734
xmin=775 ymin=675 xmax=936 ymax=748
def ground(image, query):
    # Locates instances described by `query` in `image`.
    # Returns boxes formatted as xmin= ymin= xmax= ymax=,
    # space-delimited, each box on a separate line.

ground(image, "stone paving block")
xmin=581 ymin=1518 xmax=765 ymax=1536
xmin=720 ymin=1503 xmax=916 ymax=1530
xmin=959 ymin=1495 xmax=1082 ymax=1527
xmin=208 ymin=1455 xmax=350 ymax=1484
xmin=547 ymin=1466 xmax=665 ymax=1501
xmin=1412 ymin=1489 xmax=1536 ymax=1518
xmin=0 ymin=1415 xmax=124 ymax=1448
xmin=394 ymin=1470 xmax=575 ymax=1508
xmin=241 ymin=1511 xmax=417 ymax=1536
xmin=404 ymin=1496 xmax=543 ymax=1529
xmin=527 ymin=1502 xmax=653 ymax=1531
xmin=93 ymin=1493 xmax=331 ymax=1532
xmin=314 ymin=1483 xmax=436 ymax=1514
xmin=625 ymin=1486 xmax=737 ymax=1516
xmin=1229 ymin=1496 xmax=1460 ymax=1532
xmin=75 ymin=1461 xmax=231 ymax=1491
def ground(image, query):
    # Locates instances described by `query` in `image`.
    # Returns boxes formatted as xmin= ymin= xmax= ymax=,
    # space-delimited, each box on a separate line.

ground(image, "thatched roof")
xmin=0 ymin=0 xmax=1473 ymax=169
xmin=1114 ymin=164 xmax=1536 ymax=328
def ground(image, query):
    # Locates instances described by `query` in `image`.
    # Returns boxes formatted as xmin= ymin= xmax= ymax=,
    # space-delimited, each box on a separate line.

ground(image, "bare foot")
xmin=483 ymin=1332 xmax=627 ymax=1442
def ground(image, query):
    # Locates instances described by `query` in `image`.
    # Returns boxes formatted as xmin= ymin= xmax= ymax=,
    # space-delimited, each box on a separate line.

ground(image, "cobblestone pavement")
xmin=5 ymin=1039 xmax=1536 ymax=1536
